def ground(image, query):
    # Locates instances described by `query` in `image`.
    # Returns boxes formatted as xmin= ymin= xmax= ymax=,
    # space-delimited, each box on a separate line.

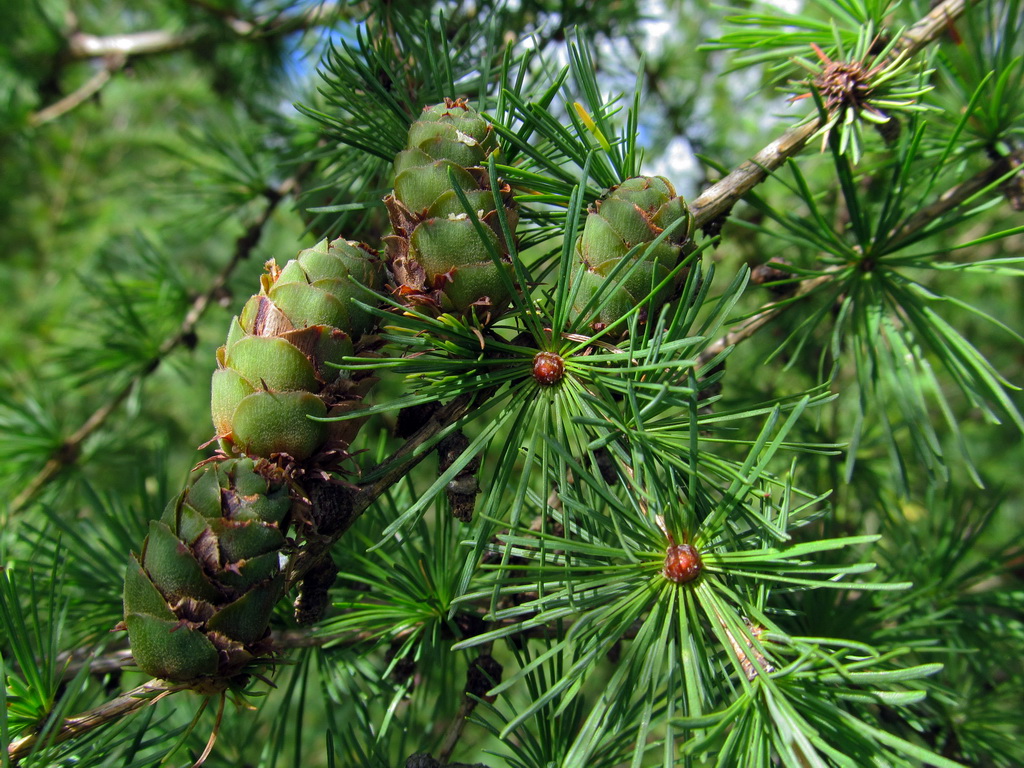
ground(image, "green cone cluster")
xmin=125 ymin=236 xmax=384 ymax=683
xmin=211 ymin=237 xmax=383 ymax=461
xmin=571 ymin=176 xmax=693 ymax=332
xmin=122 ymin=459 xmax=290 ymax=683
xmin=384 ymin=98 xmax=518 ymax=317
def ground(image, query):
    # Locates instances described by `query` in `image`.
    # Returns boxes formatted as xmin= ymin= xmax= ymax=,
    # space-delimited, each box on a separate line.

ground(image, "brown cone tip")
xmin=663 ymin=543 xmax=702 ymax=584
xmin=533 ymin=351 xmax=565 ymax=386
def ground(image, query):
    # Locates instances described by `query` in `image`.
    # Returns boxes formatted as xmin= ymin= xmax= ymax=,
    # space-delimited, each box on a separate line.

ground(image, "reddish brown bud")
xmin=663 ymin=543 xmax=702 ymax=584
xmin=533 ymin=351 xmax=565 ymax=386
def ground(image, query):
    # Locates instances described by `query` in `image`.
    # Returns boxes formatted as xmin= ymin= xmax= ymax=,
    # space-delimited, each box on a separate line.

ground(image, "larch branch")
xmin=7 ymin=680 xmax=172 ymax=764
xmin=698 ymin=152 xmax=1015 ymax=368
xmin=690 ymin=0 xmax=978 ymax=365
xmin=689 ymin=0 xmax=975 ymax=229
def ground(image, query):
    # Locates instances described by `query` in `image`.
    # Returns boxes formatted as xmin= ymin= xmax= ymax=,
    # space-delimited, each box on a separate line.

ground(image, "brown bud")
xmin=533 ymin=351 xmax=565 ymax=386
xmin=438 ymin=430 xmax=480 ymax=522
xmin=447 ymin=476 xmax=480 ymax=522
xmin=293 ymin=558 xmax=339 ymax=625
xmin=873 ymin=112 xmax=902 ymax=145
xmin=590 ymin=446 xmax=618 ymax=483
xmin=663 ymin=543 xmax=702 ymax=584
xmin=700 ymin=205 xmax=732 ymax=240
xmin=438 ymin=431 xmax=476 ymax=473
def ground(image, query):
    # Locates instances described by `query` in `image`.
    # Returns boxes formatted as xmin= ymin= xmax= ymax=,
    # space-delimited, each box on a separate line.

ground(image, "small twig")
xmin=29 ymin=54 xmax=126 ymax=126
xmin=57 ymin=647 xmax=134 ymax=680
xmin=65 ymin=3 xmax=349 ymax=60
xmin=896 ymin=0 xmax=970 ymax=56
xmin=67 ymin=29 xmax=204 ymax=59
xmin=437 ymin=650 xmax=499 ymax=765
xmin=690 ymin=121 xmax=820 ymax=229
xmin=697 ymin=271 xmax=836 ymax=368
xmin=888 ymin=159 xmax=1018 ymax=247
xmin=436 ymin=691 xmax=477 ymax=763
xmin=10 ymin=173 xmax=305 ymax=515
xmin=7 ymin=680 xmax=172 ymax=764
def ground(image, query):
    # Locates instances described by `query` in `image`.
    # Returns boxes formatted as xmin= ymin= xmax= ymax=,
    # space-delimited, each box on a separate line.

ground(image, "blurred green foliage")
xmin=1 ymin=1 xmax=1022 ymax=767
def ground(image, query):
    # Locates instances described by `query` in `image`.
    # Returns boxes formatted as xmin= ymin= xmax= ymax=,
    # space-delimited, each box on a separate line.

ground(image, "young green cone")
xmin=384 ymin=98 xmax=518 ymax=318
xmin=571 ymin=176 xmax=693 ymax=332
xmin=211 ymin=237 xmax=383 ymax=461
xmin=122 ymin=459 xmax=291 ymax=683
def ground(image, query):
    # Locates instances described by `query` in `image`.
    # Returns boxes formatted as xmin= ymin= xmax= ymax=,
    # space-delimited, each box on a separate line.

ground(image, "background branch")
xmin=65 ymin=2 xmax=351 ymax=60
xmin=67 ymin=28 xmax=203 ymax=59
xmin=9 ymin=172 xmax=306 ymax=515
xmin=29 ymin=54 xmax=126 ymax=126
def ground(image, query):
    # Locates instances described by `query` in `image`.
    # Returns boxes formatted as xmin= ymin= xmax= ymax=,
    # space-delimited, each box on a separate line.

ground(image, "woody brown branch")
xmin=29 ymin=54 xmax=126 ymax=127
xmin=7 ymin=680 xmax=172 ymax=764
xmin=889 ymin=157 xmax=1021 ymax=247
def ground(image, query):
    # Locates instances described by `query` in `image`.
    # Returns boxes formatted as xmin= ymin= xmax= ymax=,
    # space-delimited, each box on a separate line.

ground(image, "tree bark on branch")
xmin=29 ymin=54 xmax=126 ymax=126
xmin=65 ymin=2 xmax=351 ymax=60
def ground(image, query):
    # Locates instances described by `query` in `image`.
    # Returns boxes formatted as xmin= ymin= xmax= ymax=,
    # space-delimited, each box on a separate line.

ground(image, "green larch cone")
xmin=211 ymin=237 xmax=384 ymax=461
xmin=122 ymin=458 xmax=291 ymax=683
xmin=571 ymin=176 xmax=693 ymax=332
xmin=384 ymin=98 xmax=519 ymax=318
